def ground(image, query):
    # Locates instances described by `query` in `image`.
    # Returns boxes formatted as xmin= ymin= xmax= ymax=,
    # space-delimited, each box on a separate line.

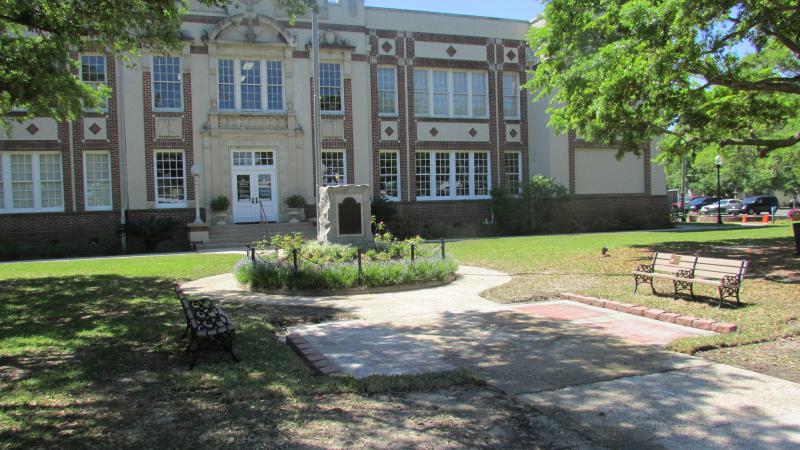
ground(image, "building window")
xmin=377 ymin=66 xmax=397 ymax=116
xmin=503 ymin=73 xmax=520 ymax=118
xmin=321 ymin=151 xmax=346 ymax=186
xmin=414 ymin=69 xmax=430 ymax=115
xmin=319 ymin=63 xmax=342 ymax=113
xmin=378 ymin=151 xmax=400 ymax=200
xmin=266 ymin=61 xmax=284 ymax=111
xmin=0 ymin=152 xmax=64 ymax=213
xmin=217 ymin=59 xmax=284 ymax=112
xmin=415 ymin=152 xmax=431 ymax=197
xmin=80 ymin=55 xmax=108 ymax=111
xmin=452 ymin=72 xmax=468 ymax=116
xmin=152 ymin=56 xmax=182 ymax=110
xmin=240 ymin=60 xmax=262 ymax=111
xmin=415 ymin=151 xmax=491 ymax=200
xmin=218 ymin=59 xmax=235 ymax=110
xmin=84 ymin=151 xmax=112 ymax=210
xmin=154 ymin=151 xmax=186 ymax=207
xmin=413 ymin=69 xmax=488 ymax=118
xmin=505 ymin=151 xmax=522 ymax=194
xmin=472 ymin=73 xmax=487 ymax=117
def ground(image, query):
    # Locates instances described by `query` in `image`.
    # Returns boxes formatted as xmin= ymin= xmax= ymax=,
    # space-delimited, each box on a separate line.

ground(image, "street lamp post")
xmin=715 ymin=154 xmax=723 ymax=224
xmin=191 ymin=164 xmax=203 ymax=225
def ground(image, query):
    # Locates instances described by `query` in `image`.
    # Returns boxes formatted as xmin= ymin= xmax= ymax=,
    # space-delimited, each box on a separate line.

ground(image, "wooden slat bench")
xmin=174 ymin=284 xmax=238 ymax=369
xmin=632 ymin=252 xmax=749 ymax=307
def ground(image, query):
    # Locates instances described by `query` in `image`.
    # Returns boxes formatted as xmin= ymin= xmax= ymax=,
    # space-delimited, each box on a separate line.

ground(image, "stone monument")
xmin=317 ymin=184 xmax=373 ymax=246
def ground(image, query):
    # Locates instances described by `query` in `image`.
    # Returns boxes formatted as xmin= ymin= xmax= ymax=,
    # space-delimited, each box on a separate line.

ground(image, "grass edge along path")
xmin=448 ymin=224 xmax=800 ymax=355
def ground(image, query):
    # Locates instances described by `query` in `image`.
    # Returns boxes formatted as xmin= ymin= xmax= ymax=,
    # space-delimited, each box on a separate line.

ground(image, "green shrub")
xmin=491 ymin=175 xmax=570 ymax=236
xmin=285 ymin=194 xmax=306 ymax=208
xmin=301 ymin=241 xmax=357 ymax=263
xmin=210 ymin=195 xmax=230 ymax=212
xmin=119 ymin=217 xmax=177 ymax=252
xmin=255 ymin=232 xmax=306 ymax=252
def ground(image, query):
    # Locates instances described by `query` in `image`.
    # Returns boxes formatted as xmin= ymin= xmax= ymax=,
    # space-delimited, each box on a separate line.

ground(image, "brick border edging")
xmin=286 ymin=333 xmax=343 ymax=375
xmin=560 ymin=293 xmax=738 ymax=334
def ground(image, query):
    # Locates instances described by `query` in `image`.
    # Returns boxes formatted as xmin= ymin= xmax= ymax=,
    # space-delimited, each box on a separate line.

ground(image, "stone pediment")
xmin=204 ymin=13 xmax=297 ymax=46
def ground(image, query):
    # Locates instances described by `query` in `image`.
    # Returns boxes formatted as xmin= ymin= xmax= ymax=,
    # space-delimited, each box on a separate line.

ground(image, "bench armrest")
xmin=196 ymin=309 xmax=234 ymax=333
xmin=635 ymin=264 xmax=654 ymax=273
xmin=721 ymin=275 xmax=740 ymax=286
xmin=676 ymin=269 xmax=694 ymax=279
xmin=188 ymin=297 xmax=215 ymax=312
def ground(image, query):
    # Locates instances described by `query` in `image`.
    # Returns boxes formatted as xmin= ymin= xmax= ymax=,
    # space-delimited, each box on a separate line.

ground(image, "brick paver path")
xmin=183 ymin=266 xmax=800 ymax=448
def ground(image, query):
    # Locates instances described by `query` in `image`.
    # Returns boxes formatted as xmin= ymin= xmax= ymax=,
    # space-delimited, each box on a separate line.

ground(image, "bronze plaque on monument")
xmin=338 ymin=197 xmax=362 ymax=235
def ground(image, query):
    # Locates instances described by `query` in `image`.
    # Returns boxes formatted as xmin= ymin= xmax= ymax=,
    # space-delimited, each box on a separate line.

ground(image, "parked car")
xmin=739 ymin=195 xmax=779 ymax=215
xmin=700 ymin=199 xmax=742 ymax=215
xmin=688 ymin=197 xmax=719 ymax=213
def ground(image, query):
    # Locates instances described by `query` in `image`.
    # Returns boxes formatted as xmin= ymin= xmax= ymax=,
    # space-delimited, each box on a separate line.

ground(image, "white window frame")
xmin=0 ymin=152 xmax=65 ymax=213
xmin=321 ymin=150 xmax=347 ymax=186
xmin=319 ymin=62 xmax=344 ymax=114
xmin=80 ymin=54 xmax=108 ymax=112
xmin=376 ymin=66 xmax=398 ymax=117
xmin=216 ymin=59 xmax=286 ymax=113
xmin=154 ymin=150 xmax=187 ymax=208
xmin=415 ymin=151 xmax=491 ymax=201
xmin=152 ymin=56 xmax=183 ymax=112
xmin=83 ymin=151 xmax=113 ymax=211
xmin=504 ymin=151 xmax=523 ymax=194
xmin=413 ymin=69 xmax=489 ymax=119
xmin=503 ymin=72 xmax=520 ymax=119
xmin=378 ymin=151 xmax=401 ymax=201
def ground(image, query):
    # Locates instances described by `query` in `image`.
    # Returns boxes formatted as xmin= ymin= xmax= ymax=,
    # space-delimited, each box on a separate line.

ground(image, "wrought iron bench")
xmin=632 ymin=252 xmax=749 ymax=307
xmin=174 ymin=284 xmax=238 ymax=369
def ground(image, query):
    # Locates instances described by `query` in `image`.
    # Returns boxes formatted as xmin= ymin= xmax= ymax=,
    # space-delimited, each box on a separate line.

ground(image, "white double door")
xmin=230 ymin=150 xmax=278 ymax=223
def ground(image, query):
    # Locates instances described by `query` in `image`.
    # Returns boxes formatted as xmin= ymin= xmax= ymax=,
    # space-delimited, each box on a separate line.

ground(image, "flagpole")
xmin=312 ymin=9 xmax=322 ymax=237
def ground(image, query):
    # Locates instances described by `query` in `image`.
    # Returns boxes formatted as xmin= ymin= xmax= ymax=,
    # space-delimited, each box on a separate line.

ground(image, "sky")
xmin=363 ymin=0 xmax=544 ymax=21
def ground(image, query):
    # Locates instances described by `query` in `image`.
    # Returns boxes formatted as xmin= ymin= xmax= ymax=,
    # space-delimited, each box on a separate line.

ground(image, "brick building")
xmin=0 ymin=0 xmax=666 ymax=251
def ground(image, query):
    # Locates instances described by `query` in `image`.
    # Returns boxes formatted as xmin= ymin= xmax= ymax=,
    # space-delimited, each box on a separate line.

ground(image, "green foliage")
xmin=527 ymin=0 xmax=800 ymax=157
xmin=372 ymin=217 xmax=424 ymax=259
xmin=1 ymin=0 xmax=315 ymax=125
xmin=300 ymin=240 xmax=357 ymax=263
xmin=371 ymin=195 xmax=398 ymax=226
xmin=284 ymin=194 xmax=306 ymax=208
xmin=235 ymin=255 xmax=457 ymax=290
xmin=119 ymin=217 xmax=177 ymax=252
xmin=255 ymin=232 xmax=306 ymax=253
xmin=209 ymin=195 xmax=230 ymax=212
xmin=490 ymin=175 xmax=570 ymax=235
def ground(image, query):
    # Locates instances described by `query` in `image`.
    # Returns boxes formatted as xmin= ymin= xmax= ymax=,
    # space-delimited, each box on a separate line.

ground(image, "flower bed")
xmin=234 ymin=225 xmax=458 ymax=290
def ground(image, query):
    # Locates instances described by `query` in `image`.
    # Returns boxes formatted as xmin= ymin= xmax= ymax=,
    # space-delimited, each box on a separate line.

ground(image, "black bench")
xmin=174 ymin=284 xmax=238 ymax=369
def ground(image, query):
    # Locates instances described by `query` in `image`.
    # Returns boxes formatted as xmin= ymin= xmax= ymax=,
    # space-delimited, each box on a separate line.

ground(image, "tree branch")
xmin=707 ymin=77 xmax=800 ymax=94
xmin=719 ymin=130 xmax=800 ymax=152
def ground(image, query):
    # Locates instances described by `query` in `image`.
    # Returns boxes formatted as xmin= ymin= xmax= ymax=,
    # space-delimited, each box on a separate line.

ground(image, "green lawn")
xmin=1 ymin=226 xmax=798 ymax=447
xmin=449 ymin=223 xmax=800 ymax=353
xmin=0 ymin=253 xmax=480 ymax=448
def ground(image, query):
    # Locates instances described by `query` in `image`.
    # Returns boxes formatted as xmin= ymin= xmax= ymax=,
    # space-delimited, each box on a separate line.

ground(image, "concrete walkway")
xmin=183 ymin=266 xmax=800 ymax=448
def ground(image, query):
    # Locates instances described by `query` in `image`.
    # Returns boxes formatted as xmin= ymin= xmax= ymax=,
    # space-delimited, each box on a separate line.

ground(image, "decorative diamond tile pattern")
xmin=429 ymin=127 xmax=439 ymax=137
xmin=384 ymin=126 xmax=394 ymax=137
xmin=446 ymin=46 xmax=457 ymax=57
xmin=468 ymin=128 xmax=478 ymax=137
xmin=509 ymin=129 xmax=518 ymax=138
xmin=25 ymin=123 xmax=39 ymax=135
xmin=506 ymin=49 xmax=517 ymax=61
xmin=381 ymin=41 xmax=393 ymax=53
xmin=88 ymin=123 xmax=102 ymax=135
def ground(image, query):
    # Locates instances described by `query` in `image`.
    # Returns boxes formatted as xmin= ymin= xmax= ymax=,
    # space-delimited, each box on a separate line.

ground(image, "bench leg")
xmin=633 ymin=274 xmax=654 ymax=295
xmin=223 ymin=332 xmax=239 ymax=363
xmin=189 ymin=338 xmax=203 ymax=370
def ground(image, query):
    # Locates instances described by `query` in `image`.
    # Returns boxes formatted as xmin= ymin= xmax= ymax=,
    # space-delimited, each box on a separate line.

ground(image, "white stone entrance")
xmin=230 ymin=149 xmax=278 ymax=223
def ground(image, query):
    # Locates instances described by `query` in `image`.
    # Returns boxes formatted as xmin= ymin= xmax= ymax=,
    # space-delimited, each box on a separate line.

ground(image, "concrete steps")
xmin=197 ymin=222 xmax=316 ymax=250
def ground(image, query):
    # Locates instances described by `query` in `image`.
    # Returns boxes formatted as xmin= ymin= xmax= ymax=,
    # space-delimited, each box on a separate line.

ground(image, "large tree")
xmin=526 ymin=0 xmax=800 ymax=157
xmin=0 ymin=0 xmax=313 ymax=123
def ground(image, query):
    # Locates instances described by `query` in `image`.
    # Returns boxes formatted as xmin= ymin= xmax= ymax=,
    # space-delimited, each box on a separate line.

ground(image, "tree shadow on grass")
xmin=0 ymin=274 xmax=361 ymax=448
